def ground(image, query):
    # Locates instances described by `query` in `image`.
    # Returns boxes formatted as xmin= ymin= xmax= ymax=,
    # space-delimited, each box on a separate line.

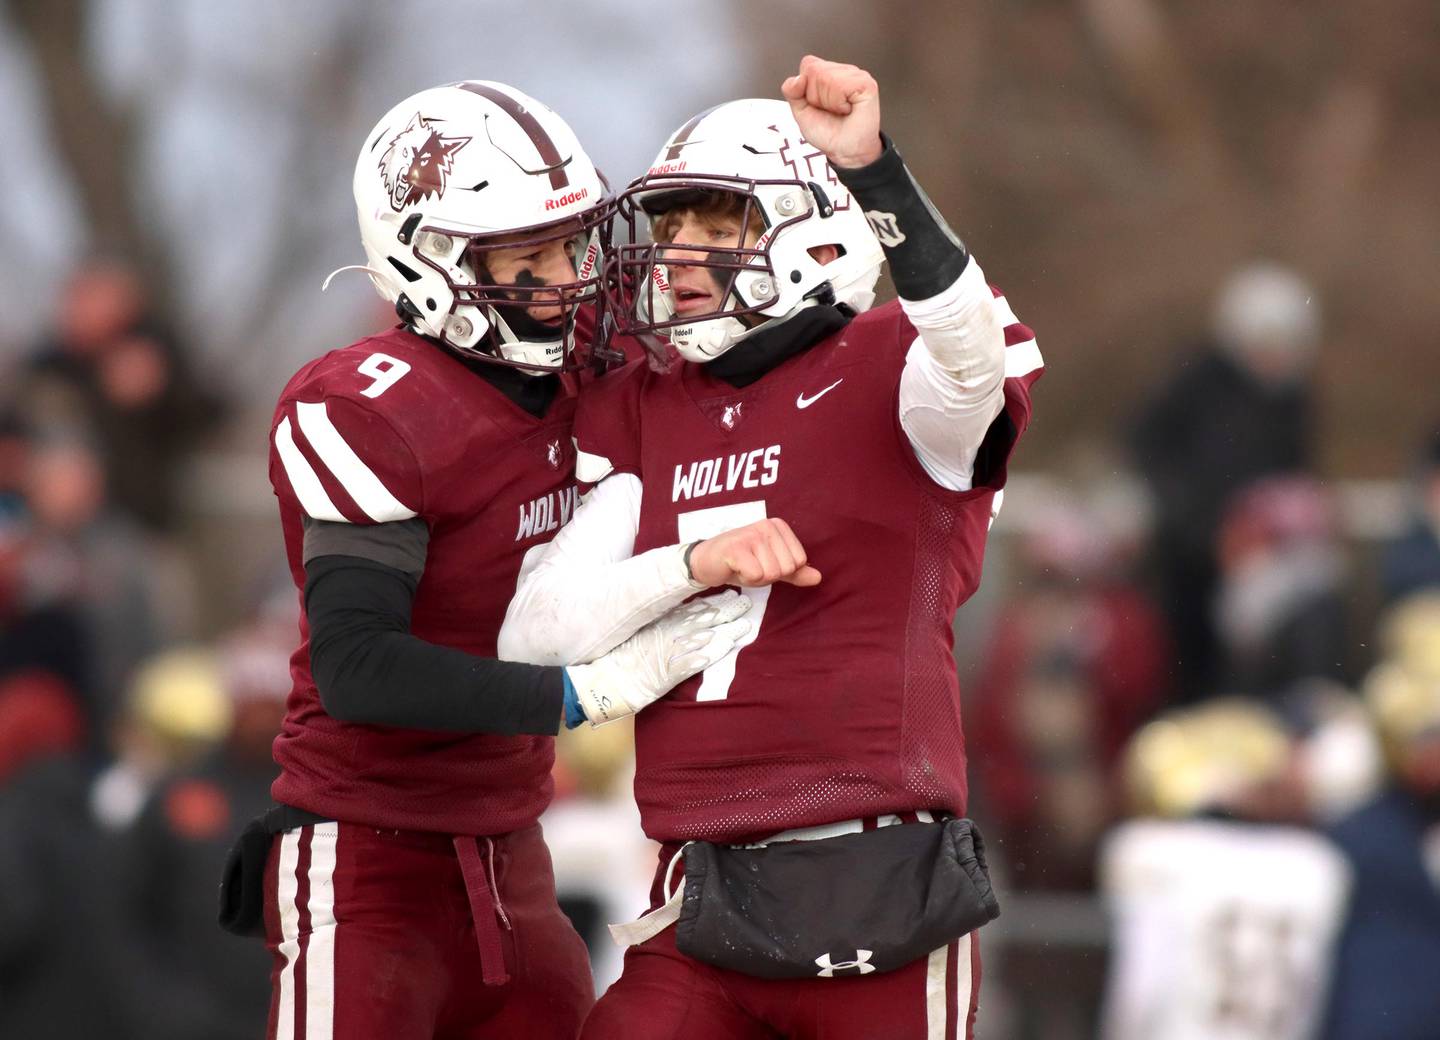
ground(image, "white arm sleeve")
xmin=897 ymin=256 xmax=1008 ymax=491
xmin=498 ymin=473 xmax=705 ymax=666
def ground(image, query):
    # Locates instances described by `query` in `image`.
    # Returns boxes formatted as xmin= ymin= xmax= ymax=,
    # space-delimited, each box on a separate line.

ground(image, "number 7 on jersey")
xmin=677 ymin=501 xmax=770 ymax=702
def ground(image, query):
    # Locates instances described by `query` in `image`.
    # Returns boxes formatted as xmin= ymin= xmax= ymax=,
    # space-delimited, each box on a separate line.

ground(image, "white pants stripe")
xmin=304 ymin=823 xmax=339 ymax=1040
xmin=925 ymin=936 xmax=976 ymax=1039
xmin=925 ymin=944 xmax=949 ymax=1040
xmin=955 ymin=934 xmax=974 ymax=1036
xmin=274 ymin=831 xmax=302 ymax=1040
xmin=273 ymin=824 xmax=340 ymax=1040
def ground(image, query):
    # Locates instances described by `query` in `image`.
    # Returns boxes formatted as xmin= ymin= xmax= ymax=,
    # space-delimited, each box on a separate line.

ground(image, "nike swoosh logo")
xmin=796 ymin=379 xmax=844 ymax=409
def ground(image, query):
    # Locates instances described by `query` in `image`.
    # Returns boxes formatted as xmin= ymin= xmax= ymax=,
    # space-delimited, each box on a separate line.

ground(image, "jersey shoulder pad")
xmin=828 ymin=299 xmax=912 ymax=368
xmin=271 ymin=335 xmax=428 ymax=524
xmin=574 ymin=357 xmax=648 ymax=489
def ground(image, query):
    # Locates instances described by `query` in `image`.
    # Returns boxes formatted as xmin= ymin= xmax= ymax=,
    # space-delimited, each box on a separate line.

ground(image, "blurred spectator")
xmin=1099 ymin=698 xmax=1351 ymax=1040
xmin=1322 ymin=594 xmax=1440 ymax=1039
xmin=1214 ymin=476 xmax=1350 ymax=701
xmin=542 ymin=719 xmax=655 ymax=993
xmin=972 ymin=491 xmax=1171 ymax=893
xmin=21 ymin=435 xmax=197 ymax=732
xmin=1131 ymin=262 xmax=1320 ymax=700
xmin=0 ymin=671 xmax=135 ymax=1039
xmin=113 ymin=623 xmax=290 ymax=1040
xmin=1378 ymin=428 xmax=1440 ymax=605
xmin=90 ymin=646 xmax=232 ymax=831
xmin=0 ymin=509 xmax=92 ymax=705
xmin=8 ymin=260 xmax=224 ymax=533
xmin=1288 ymin=680 xmax=1386 ymax=826
xmin=0 ymin=411 xmax=27 ymax=523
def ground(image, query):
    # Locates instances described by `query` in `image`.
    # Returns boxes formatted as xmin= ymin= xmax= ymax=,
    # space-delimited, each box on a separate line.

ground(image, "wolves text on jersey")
xmin=672 ymin=445 xmax=781 ymax=503
xmin=516 ymin=485 xmax=579 ymax=541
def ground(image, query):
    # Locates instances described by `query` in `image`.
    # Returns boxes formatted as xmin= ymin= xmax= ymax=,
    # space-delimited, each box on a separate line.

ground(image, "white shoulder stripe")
xmin=575 ymin=445 xmax=615 ymax=485
xmin=1006 ymin=338 xmax=1044 ymax=379
xmin=992 ymin=294 xmax=1019 ymax=329
xmin=275 ymin=417 xmax=345 ymax=521
xmin=295 ymin=401 xmax=417 ymax=523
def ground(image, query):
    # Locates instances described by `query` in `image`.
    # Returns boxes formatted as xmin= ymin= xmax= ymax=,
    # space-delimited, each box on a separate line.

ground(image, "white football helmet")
xmin=607 ymin=99 xmax=884 ymax=364
xmin=347 ymin=81 xmax=609 ymax=371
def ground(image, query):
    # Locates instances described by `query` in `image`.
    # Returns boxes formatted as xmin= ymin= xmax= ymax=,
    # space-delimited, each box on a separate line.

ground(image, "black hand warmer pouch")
xmin=675 ymin=817 xmax=999 ymax=979
xmin=218 ymin=805 xmax=332 ymax=937
xmin=217 ymin=812 xmax=273 ymax=937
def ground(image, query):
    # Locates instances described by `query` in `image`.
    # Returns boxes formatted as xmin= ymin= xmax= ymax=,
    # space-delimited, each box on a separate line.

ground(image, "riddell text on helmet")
xmin=545 ymin=187 xmax=590 ymax=210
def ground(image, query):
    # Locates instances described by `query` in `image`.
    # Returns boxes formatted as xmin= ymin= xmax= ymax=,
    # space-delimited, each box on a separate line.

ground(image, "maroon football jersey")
xmin=575 ymin=297 xmax=1040 ymax=843
xmin=268 ymin=325 xmax=578 ymax=835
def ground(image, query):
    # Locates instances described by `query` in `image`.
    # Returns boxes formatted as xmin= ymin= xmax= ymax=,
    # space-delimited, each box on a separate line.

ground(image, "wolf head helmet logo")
xmin=379 ymin=113 xmax=471 ymax=212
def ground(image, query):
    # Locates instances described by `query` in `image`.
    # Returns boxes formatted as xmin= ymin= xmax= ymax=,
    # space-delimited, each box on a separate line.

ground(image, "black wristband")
xmin=682 ymin=541 xmax=700 ymax=582
xmin=834 ymin=134 xmax=969 ymax=300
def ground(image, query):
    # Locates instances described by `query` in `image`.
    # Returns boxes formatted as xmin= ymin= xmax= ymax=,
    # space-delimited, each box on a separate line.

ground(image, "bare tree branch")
xmin=6 ymin=0 xmax=168 ymax=294
xmin=227 ymin=0 xmax=388 ymax=382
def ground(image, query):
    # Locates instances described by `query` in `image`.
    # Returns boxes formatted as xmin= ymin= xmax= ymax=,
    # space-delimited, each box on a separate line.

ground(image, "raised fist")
xmin=780 ymin=55 xmax=883 ymax=170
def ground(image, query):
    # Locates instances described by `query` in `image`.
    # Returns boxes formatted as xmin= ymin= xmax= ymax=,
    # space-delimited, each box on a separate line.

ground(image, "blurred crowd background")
xmin=2 ymin=2 xmax=1438 ymax=1038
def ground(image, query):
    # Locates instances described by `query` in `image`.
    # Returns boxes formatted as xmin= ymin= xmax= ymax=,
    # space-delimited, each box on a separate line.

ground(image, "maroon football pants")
xmin=582 ymin=924 xmax=979 ymax=1040
xmin=583 ymin=837 xmax=981 ymax=1040
xmin=263 ymin=820 xmax=593 ymax=1040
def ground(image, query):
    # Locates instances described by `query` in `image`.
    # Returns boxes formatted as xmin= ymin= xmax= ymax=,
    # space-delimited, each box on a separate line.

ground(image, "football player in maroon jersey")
xmin=248 ymin=82 xmax=753 ymax=1040
xmin=500 ymin=57 xmax=1042 ymax=1039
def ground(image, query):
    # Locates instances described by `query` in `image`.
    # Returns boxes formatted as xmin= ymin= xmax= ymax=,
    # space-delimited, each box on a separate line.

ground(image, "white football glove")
xmin=565 ymin=590 xmax=752 ymax=726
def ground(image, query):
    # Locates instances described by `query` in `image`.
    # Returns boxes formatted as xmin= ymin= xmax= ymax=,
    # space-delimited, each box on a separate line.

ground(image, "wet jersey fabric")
xmin=575 ymin=297 xmax=1040 ymax=843
xmin=268 ymin=325 xmax=578 ymax=836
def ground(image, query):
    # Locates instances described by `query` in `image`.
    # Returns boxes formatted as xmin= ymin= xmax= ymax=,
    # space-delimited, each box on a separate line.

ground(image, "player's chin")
xmin=526 ymin=306 xmax=565 ymax=325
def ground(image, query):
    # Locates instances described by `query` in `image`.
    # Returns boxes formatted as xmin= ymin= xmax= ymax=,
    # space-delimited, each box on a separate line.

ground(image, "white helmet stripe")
xmin=295 ymin=401 xmax=417 ymax=522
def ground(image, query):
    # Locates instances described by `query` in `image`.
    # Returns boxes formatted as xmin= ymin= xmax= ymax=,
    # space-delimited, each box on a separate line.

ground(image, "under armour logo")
xmin=815 ymin=949 xmax=876 ymax=977
xmin=864 ymin=210 xmax=906 ymax=247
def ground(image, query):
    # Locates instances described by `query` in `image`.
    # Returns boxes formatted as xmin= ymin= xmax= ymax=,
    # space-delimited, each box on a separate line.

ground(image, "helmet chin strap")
xmin=674 ymin=296 xmax=822 ymax=364
xmin=487 ymin=307 xmax=566 ymax=374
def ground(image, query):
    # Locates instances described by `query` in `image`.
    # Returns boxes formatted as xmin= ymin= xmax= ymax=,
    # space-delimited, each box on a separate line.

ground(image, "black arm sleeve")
xmin=833 ymin=134 xmax=970 ymax=301
xmin=304 ymin=554 xmax=563 ymax=735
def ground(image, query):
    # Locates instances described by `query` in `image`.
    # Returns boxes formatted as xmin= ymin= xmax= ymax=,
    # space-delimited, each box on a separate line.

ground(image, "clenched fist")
xmin=780 ymin=55 xmax=883 ymax=170
xmin=687 ymin=517 xmax=822 ymax=589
